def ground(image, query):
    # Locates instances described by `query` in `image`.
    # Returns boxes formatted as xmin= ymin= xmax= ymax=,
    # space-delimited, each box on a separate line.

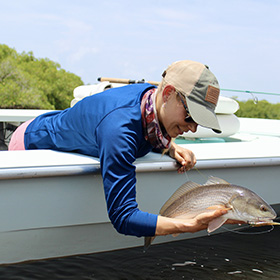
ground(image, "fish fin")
xmin=144 ymin=236 xmax=155 ymax=252
xmin=172 ymin=233 xmax=180 ymax=237
xmin=159 ymin=181 xmax=201 ymax=215
xmin=208 ymin=216 xmax=228 ymax=233
xmin=205 ymin=176 xmax=230 ymax=186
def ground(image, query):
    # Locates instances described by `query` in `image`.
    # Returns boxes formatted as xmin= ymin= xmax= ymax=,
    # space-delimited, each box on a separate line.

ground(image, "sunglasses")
xmin=177 ymin=92 xmax=196 ymax=123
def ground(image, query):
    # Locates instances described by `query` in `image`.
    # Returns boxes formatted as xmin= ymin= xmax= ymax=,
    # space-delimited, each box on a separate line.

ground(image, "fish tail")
xmin=143 ymin=236 xmax=155 ymax=252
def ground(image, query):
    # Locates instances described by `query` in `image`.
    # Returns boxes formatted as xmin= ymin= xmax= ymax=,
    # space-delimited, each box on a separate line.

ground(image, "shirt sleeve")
xmin=96 ymin=107 xmax=158 ymax=237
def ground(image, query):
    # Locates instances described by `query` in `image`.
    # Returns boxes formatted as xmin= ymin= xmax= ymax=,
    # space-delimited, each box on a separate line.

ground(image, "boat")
xmin=0 ymin=82 xmax=279 ymax=265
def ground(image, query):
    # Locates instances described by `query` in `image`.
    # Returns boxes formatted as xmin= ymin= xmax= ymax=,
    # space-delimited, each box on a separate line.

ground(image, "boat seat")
xmin=71 ymin=82 xmax=112 ymax=107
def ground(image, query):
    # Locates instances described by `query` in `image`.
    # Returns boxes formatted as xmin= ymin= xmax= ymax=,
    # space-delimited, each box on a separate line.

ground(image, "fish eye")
xmin=260 ymin=205 xmax=268 ymax=212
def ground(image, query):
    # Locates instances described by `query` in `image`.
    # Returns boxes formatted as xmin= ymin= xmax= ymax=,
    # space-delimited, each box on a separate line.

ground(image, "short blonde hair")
xmin=157 ymin=78 xmax=167 ymax=94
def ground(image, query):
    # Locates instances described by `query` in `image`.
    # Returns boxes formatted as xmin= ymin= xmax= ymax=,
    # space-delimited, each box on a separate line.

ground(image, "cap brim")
xmin=185 ymin=98 xmax=222 ymax=133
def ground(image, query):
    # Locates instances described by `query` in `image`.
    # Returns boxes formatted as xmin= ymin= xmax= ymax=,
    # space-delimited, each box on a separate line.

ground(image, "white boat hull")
xmin=0 ymin=153 xmax=279 ymax=264
xmin=0 ymin=117 xmax=280 ymax=264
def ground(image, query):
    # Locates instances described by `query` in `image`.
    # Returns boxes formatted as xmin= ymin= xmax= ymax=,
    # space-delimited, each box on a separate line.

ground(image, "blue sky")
xmin=1 ymin=0 xmax=280 ymax=102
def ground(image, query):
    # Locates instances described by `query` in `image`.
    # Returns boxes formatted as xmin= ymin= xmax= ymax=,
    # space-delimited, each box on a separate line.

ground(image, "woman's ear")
xmin=162 ymin=85 xmax=176 ymax=103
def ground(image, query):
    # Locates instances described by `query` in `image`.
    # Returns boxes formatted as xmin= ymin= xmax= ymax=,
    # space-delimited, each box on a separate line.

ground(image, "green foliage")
xmin=0 ymin=44 xmax=84 ymax=109
xmin=236 ymin=99 xmax=280 ymax=119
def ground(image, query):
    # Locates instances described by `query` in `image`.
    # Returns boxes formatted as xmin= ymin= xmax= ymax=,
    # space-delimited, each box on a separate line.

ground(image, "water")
xmin=0 ymin=226 xmax=280 ymax=279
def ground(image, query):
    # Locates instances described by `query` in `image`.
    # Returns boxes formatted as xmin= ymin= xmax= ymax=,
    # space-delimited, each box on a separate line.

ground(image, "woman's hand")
xmin=168 ymin=142 xmax=196 ymax=173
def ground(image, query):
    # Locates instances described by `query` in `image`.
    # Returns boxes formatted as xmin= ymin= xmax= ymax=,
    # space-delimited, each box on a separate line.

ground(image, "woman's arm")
xmin=155 ymin=209 xmax=228 ymax=235
xmin=156 ymin=209 xmax=244 ymax=236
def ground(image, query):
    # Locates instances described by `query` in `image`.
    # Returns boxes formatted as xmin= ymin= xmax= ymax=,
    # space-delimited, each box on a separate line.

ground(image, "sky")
xmin=1 ymin=0 xmax=280 ymax=103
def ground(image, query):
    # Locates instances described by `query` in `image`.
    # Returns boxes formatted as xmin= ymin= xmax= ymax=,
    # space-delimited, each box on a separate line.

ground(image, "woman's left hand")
xmin=168 ymin=142 xmax=196 ymax=173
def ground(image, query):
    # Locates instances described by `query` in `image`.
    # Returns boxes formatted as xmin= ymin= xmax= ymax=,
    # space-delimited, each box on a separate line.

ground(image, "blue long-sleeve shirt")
xmin=24 ymin=83 xmax=158 ymax=237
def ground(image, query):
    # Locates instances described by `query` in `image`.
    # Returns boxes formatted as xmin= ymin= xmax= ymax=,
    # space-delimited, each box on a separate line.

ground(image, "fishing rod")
xmin=221 ymin=88 xmax=280 ymax=97
xmin=97 ymin=77 xmax=159 ymax=86
xmin=221 ymin=88 xmax=280 ymax=103
xmin=97 ymin=77 xmax=280 ymax=99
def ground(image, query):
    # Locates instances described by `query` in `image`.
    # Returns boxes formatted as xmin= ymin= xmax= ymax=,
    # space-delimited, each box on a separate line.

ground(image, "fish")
xmin=144 ymin=177 xmax=279 ymax=249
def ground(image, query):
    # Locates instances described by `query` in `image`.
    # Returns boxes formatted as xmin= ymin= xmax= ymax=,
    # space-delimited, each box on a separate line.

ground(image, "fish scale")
xmin=160 ymin=184 xmax=244 ymax=218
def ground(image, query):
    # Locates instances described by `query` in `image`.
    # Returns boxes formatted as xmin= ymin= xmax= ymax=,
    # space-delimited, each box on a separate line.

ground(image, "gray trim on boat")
xmin=0 ymin=156 xmax=279 ymax=180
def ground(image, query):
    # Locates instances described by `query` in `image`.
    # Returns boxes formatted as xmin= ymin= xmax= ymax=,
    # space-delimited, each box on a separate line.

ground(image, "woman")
xmin=9 ymin=60 xmax=236 ymax=238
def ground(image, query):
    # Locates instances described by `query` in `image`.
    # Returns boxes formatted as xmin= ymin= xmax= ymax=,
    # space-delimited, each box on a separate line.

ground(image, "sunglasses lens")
xmin=185 ymin=116 xmax=195 ymax=123
xmin=177 ymin=92 xmax=196 ymax=123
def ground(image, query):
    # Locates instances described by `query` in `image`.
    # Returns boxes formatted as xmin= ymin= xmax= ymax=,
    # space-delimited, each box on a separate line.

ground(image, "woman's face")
xmin=159 ymin=89 xmax=198 ymax=138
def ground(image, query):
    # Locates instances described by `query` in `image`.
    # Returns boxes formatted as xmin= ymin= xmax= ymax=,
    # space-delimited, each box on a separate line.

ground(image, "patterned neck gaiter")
xmin=141 ymin=88 xmax=171 ymax=150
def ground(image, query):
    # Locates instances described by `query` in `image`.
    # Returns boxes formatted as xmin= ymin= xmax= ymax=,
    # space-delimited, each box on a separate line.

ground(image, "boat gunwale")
xmin=0 ymin=156 xmax=279 ymax=180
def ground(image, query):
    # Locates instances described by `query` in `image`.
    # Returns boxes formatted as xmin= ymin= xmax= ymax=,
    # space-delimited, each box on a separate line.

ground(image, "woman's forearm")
xmin=155 ymin=209 xmax=229 ymax=236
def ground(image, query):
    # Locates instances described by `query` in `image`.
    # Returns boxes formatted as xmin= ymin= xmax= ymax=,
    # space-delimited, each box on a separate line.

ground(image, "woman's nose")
xmin=189 ymin=122 xmax=198 ymax=133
